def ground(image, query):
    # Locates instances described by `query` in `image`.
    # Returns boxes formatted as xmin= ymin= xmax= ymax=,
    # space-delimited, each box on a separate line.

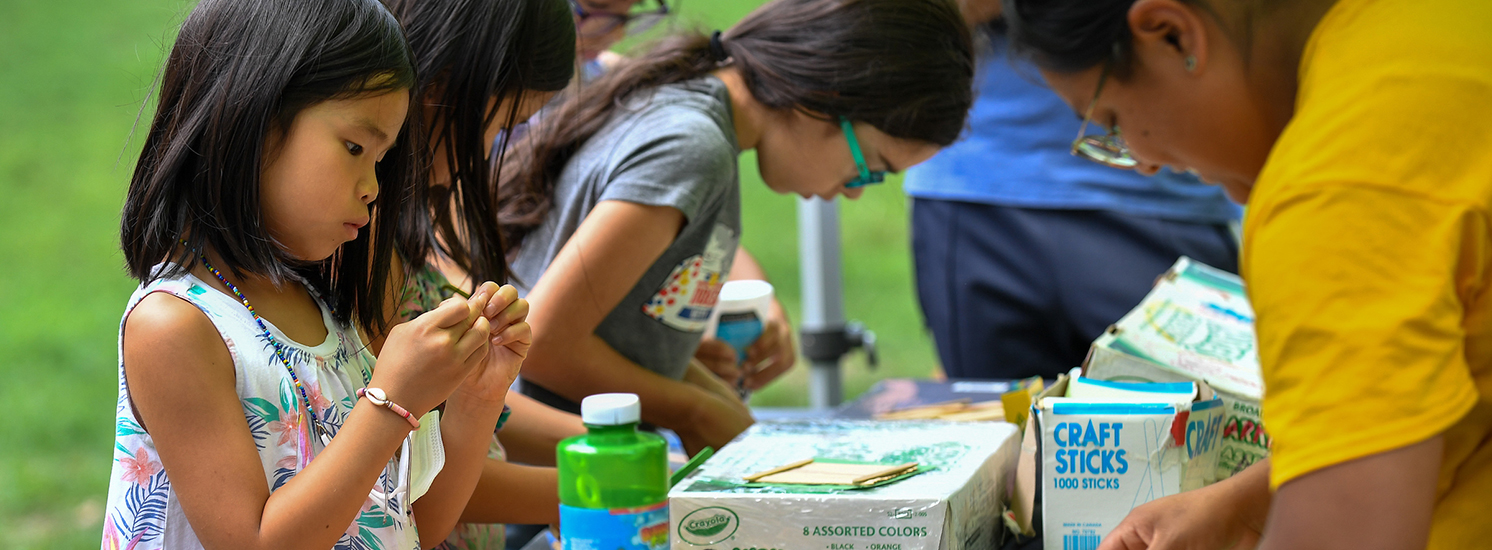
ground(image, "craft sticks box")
xmin=668 ymin=420 xmax=1020 ymax=550
xmin=1034 ymin=384 xmax=1224 ymax=550
xmin=1084 ymin=256 xmax=1271 ymax=480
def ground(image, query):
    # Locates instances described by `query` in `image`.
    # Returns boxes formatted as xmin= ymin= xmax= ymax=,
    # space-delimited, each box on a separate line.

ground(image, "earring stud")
xmin=1184 ymin=55 xmax=1197 ymax=72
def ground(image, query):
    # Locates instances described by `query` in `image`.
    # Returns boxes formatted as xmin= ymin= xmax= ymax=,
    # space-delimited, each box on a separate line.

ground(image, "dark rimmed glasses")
xmin=570 ymin=0 xmax=670 ymax=38
xmin=1072 ymin=63 xmax=1138 ymax=169
xmin=840 ymin=116 xmax=885 ymax=189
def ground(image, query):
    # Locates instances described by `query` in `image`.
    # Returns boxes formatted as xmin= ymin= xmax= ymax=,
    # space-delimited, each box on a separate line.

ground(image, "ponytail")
xmin=497 ymin=0 xmax=973 ymax=253
xmin=497 ymin=33 xmax=721 ymax=253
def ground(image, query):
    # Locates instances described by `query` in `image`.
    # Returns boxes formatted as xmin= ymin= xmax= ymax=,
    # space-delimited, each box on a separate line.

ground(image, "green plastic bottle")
xmin=557 ymin=393 xmax=670 ymax=550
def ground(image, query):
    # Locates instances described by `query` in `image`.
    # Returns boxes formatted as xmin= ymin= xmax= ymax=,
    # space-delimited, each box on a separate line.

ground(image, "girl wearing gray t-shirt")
xmin=494 ymin=0 xmax=976 ymax=454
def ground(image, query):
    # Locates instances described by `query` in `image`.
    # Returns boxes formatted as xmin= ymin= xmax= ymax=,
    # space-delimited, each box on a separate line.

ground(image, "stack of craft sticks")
xmin=743 ymin=459 xmax=920 ymax=487
xmin=872 ymin=398 xmax=1007 ymax=422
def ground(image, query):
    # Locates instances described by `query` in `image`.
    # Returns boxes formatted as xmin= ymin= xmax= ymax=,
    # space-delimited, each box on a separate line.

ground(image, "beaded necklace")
xmin=198 ymin=254 xmax=366 ymax=446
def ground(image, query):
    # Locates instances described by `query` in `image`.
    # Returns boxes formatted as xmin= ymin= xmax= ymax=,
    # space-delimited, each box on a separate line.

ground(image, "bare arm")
xmin=1259 ymin=437 xmax=1441 ymax=550
xmin=413 ymin=284 xmax=531 ymax=548
xmin=726 ymin=247 xmax=769 ymax=281
xmin=522 ymin=200 xmax=753 ymax=453
xmin=460 ymin=460 xmax=562 ymax=525
xmin=124 ymin=291 xmax=491 ymax=550
xmin=959 ymin=0 xmax=1002 ymax=25
xmin=1098 ymin=459 xmax=1270 ymax=550
xmin=496 ymin=392 xmax=586 ymax=466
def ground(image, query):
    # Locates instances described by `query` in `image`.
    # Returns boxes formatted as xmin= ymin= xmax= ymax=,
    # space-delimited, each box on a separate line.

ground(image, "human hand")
xmin=741 ymin=300 xmax=795 ymax=390
xmin=452 ymin=282 xmax=531 ymax=409
xmin=1097 ymin=476 xmax=1264 ymax=550
xmin=684 ymin=359 xmax=750 ymax=417
xmin=693 ymin=338 xmax=741 ymax=385
xmin=675 ymin=388 xmax=754 ymax=456
xmin=371 ymin=288 xmax=494 ymax=417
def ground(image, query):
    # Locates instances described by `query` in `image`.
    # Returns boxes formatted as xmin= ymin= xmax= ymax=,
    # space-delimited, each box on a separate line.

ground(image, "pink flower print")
xmin=103 ymin=518 xmax=122 ymax=550
xmin=276 ymin=454 xmax=300 ymax=470
xmin=103 ymin=523 xmax=148 ymax=550
xmin=307 ymin=381 xmax=332 ymax=414
xmin=119 ymin=446 xmax=160 ymax=486
xmin=267 ymin=415 xmax=306 ymax=447
xmin=344 ymin=494 xmax=377 ymax=540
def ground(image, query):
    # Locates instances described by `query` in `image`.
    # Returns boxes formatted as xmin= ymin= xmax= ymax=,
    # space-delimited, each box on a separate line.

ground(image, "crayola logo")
xmin=678 ymin=507 xmax=740 ymax=545
xmin=687 ymin=514 xmax=730 ymax=535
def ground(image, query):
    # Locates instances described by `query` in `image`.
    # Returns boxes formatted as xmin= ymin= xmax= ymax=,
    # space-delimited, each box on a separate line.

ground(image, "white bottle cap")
xmin=581 ymin=393 xmax=642 ymax=426
xmin=719 ymin=280 xmax=773 ymax=303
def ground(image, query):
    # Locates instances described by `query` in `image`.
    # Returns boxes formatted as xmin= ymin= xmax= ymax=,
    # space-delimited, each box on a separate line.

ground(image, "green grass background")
xmin=0 ymin=0 xmax=941 ymax=546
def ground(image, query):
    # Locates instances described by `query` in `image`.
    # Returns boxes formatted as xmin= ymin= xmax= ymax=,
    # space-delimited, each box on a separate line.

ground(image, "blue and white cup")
xmin=704 ymin=280 xmax=774 ymax=363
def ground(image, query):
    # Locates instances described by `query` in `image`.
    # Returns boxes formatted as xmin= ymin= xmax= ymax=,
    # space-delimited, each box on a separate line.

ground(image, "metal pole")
xmin=798 ymin=197 xmax=845 ymax=410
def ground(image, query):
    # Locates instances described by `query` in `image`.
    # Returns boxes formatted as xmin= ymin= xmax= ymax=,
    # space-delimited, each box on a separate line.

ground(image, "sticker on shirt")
xmin=642 ymin=224 xmax=737 ymax=332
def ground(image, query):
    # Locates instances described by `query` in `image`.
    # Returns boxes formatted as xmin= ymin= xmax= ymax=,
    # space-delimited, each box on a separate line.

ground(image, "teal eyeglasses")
xmin=840 ymin=116 xmax=885 ymax=189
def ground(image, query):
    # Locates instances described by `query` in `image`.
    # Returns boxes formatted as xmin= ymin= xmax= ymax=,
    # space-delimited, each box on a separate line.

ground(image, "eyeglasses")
xmin=840 ymin=116 xmax=886 ymax=189
xmin=1071 ymin=63 xmax=1138 ymax=169
xmin=570 ymin=0 xmax=670 ymax=38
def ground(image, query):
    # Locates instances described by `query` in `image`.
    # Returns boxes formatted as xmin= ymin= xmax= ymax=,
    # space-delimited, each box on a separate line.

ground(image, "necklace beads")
xmin=198 ymin=255 xmax=334 ymax=446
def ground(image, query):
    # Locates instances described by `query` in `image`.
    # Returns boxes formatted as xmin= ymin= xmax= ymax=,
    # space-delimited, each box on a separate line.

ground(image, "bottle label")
xmin=561 ymin=502 xmax=669 ymax=550
xmin=715 ymin=311 xmax=764 ymax=363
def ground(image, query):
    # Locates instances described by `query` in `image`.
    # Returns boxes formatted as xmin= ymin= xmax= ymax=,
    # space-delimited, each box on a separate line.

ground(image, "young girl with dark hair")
xmin=492 ymin=0 xmax=976 ymax=453
xmin=107 ymin=0 xmax=527 ymax=547
xmin=377 ymin=0 xmax=580 ymax=546
xmin=1002 ymin=0 xmax=1492 ymax=548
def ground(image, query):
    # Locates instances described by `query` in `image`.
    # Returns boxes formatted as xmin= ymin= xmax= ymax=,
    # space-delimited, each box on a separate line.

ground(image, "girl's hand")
xmin=692 ymin=338 xmax=742 ymax=384
xmin=454 ymin=283 xmax=532 ymax=408
xmin=675 ymin=387 xmax=754 ymax=456
xmin=694 ymin=300 xmax=797 ymax=390
xmin=684 ymin=360 xmax=750 ymax=417
xmin=741 ymin=300 xmax=796 ymax=390
xmin=372 ymin=288 xmax=495 ymax=416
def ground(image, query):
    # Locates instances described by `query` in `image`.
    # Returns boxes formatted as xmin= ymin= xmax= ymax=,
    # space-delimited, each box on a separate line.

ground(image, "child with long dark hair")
xmin=377 ymin=0 xmax=581 ymax=545
xmin=106 ymin=0 xmax=527 ymax=547
xmin=494 ymin=0 xmax=976 ymax=453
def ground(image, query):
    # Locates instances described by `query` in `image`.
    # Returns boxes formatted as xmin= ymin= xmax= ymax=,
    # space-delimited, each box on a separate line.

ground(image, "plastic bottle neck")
xmin=585 ymin=422 xmax=639 ymax=435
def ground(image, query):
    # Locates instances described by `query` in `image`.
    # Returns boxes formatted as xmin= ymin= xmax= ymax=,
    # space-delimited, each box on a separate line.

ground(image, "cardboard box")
xmin=1035 ymin=384 xmax=1224 ymax=550
xmin=668 ymin=420 xmax=1021 ymax=550
xmin=1084 ymin=257 xmax=1270 ymax=479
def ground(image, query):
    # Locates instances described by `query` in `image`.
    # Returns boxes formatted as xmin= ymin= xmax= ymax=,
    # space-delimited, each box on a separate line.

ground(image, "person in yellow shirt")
xmin=1000 ymin=0 xmax=1492 ymax=548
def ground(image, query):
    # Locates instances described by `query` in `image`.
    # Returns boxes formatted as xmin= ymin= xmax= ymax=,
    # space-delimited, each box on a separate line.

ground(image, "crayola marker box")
xmin=668 ymin=420 xmax=1020 ymax=550
xmin=1036 ymin=392 xmax=1223 ymax=550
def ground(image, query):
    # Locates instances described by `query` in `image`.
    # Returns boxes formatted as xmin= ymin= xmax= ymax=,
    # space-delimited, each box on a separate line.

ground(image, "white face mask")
xmin=407 ymin=410 xmax=445 ymax=501
xmin=369 ymin=410 xmax=445 ymax=507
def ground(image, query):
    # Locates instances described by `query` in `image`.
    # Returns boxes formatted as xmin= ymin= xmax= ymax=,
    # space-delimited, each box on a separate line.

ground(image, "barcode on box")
xmin=1063 ymin=534 xmax=1100 ymax=550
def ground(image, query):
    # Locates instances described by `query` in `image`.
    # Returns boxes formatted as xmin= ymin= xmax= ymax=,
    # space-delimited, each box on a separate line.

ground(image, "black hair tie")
xmin=709 ymin=30 xmax=729 ymax=62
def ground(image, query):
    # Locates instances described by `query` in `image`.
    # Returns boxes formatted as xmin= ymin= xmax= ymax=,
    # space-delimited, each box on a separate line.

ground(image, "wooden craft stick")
xmin=876 ymin=408 xmax=952 ymax=420
xmin=874 ymin=399 xmax=973 ymax=420
xmin=743 ymin=458 xmax=814 ymax=482
xmin=891 ymin=398 xmax=971 ymax=412
xmin=964 ymin=400 xmax=1006 ymax=410
xmin=939 ymin=408 xmax=1007 ymax=422
xmin=850 ymin=462 xmax=918 ymax=484
xmin=855 ymin=473 xmax=903 ymax=486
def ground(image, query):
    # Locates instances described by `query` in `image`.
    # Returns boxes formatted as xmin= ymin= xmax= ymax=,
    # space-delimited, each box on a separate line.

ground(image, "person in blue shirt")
xmin=906 ymin=4 xmax=1241 ymax=380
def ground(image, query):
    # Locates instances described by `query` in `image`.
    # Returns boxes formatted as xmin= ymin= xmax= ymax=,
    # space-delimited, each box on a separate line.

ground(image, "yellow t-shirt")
xmin=1241 ymin=0 xmax=1492 ymax=545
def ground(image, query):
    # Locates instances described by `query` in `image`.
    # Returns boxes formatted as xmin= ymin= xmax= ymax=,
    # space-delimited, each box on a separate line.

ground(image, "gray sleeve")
xmin=596 ymin=108 xmax=735 ymax=222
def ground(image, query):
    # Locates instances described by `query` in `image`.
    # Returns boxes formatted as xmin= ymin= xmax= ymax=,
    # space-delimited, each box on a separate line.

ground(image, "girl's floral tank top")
xmin=102 ymin=268 xmax=420 ymax=550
